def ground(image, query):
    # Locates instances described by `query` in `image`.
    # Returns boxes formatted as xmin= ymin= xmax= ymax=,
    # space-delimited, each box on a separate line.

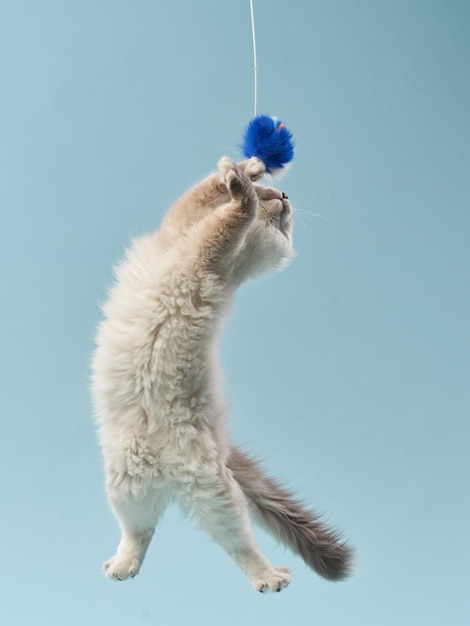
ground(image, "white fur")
xmin=92 ymin=157 xmax=294 ymax=592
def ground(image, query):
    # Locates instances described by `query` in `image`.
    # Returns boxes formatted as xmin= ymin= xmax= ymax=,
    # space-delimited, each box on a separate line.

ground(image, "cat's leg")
xmin=178 ymin=465 xmax=291 ymax=593
xmin=195 ymin=159 xmax=259 ymax=272
xmin=103 ymin=471 xmax=170 ymax=581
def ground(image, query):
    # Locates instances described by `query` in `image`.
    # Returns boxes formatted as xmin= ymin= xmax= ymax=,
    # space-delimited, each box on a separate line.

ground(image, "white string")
xmin=249 ymin=0 xmax=258 ymax=116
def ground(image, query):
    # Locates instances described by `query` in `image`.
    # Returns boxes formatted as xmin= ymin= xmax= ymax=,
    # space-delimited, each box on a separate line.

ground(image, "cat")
xmin=92 ymin=156 xmax=352 ymax=593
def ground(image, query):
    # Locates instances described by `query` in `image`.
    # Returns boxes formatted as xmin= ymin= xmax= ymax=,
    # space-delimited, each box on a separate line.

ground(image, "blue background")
xmin=1 ymin=1 xmax=469 ymax=624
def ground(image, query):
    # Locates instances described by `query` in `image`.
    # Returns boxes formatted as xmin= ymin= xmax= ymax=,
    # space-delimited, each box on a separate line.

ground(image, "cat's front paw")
xmin=217 ymin=157 xmax=254 ymax=203
xmin=251 ymin=565 xmax=291 ymax=593
xmin=103 ymin=554 xmax=141 ymax=581
xmin=240 ymin=156 xmax=266 ymax=181
xmin=217 ymin=156 xmax=236 ymax=182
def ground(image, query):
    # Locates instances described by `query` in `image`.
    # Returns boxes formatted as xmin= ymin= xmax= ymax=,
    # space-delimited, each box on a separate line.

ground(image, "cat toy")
xmin=240 ymin=1 xmax=295 ymax=176
xmin=242 ymin=114 xmax=294 ymax=175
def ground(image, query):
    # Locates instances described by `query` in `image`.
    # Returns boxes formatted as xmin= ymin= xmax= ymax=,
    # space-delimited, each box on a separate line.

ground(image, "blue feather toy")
xmin=242 ymin=114 xmax=294 ymax=176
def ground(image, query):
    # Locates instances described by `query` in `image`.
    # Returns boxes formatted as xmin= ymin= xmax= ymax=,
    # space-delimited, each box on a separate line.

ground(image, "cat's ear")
xmin=239 ymin=157 xmax=266 ymax=182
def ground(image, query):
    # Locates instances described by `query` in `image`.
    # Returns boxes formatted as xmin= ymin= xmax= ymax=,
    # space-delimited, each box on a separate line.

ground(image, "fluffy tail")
xmin=227 ymin=446 xmax=353 ymax=581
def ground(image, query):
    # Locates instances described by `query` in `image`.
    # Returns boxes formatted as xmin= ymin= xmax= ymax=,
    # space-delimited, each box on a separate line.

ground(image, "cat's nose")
xmin=282 ymin=192 xmax=289 ymax=200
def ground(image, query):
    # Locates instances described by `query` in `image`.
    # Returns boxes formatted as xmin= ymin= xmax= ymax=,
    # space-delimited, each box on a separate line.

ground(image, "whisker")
xmin=294 ymin=212 xmax=308 ymax=231
xmin=294 ymin=208 xmax=334 ymax=222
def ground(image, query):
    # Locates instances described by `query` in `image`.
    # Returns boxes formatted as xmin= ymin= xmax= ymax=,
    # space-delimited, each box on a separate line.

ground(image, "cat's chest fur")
xmin=93 ymin=231 xmax=231 ymax=476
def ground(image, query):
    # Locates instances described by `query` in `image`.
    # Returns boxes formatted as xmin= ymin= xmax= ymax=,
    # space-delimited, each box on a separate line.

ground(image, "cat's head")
xmin=231 ymin=183 xmax=294 ymax=283
xmin=158 ymin=158 xmax=294 ymax=284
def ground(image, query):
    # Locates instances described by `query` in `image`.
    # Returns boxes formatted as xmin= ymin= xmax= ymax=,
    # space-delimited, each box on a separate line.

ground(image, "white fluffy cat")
xmin=92 ymin=156 xmax=352 ymax=593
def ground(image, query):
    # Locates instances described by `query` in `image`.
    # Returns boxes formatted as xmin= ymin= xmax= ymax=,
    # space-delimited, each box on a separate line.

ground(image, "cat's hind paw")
xmin=251 ymin=565 xmax=291 ymax=593
xmin=103 ymin=554 xmax=141 ymax=581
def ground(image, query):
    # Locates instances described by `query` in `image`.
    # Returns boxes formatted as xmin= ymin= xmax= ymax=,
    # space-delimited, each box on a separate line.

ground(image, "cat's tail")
xmin=227 ymin=446 xmax=353 ymax=581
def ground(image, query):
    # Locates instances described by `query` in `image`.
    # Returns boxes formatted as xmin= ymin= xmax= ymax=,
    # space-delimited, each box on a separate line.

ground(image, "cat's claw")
xmin=252 ymin=566 xmax=291 ymax=593
xmin=103 ymin=555 xmax=141 ymax=581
